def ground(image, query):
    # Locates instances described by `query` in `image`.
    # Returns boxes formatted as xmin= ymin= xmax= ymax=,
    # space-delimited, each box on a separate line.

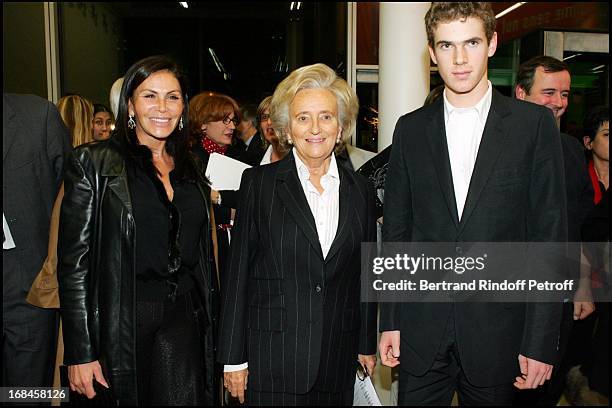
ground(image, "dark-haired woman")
xmin=58 ymin=55 xmax=216 ymax=405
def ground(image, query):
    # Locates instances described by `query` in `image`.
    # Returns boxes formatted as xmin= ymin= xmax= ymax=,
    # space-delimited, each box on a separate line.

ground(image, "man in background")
xmin=515 ymin=54 xmax=595 ymax=406
xmin=236 ymin=102 xmax=266 ymax=166
xmin=3 ymin=93 xmax=71 ymax=389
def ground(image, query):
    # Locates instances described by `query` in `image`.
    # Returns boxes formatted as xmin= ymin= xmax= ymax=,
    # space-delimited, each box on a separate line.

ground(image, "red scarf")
xmin=588 ymin=160 xmax=603 ymax=204
xmin=202 ymin=137 xmax=228 ymax=155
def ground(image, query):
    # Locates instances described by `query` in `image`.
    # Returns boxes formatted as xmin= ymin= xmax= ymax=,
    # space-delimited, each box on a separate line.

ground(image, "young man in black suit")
xmin=379 ymin=3 xmax=567 ymax=405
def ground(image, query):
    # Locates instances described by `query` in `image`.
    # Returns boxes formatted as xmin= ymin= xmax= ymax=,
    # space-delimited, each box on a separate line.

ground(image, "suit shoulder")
xmin=560 ymin=132 xmax=585 ymax=158
xmin=396 ymin=102 xmax=437 ymax=126
xmin=561 ymin=132 xmax=583 ymax=150
xmin=503 ymin=95 xmax=552 ymax=119
xmin=71 ymin=137 xmax=124 ymax=169
xmin=242 ymin=160 xmax=280 ymax=181
xmin=4 ymin=93 xmax=55 ymax=117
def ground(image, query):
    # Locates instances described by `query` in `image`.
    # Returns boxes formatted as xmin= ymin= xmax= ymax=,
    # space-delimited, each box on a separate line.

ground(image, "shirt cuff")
xmin=224 ymin=362 xmax=248 ymax=372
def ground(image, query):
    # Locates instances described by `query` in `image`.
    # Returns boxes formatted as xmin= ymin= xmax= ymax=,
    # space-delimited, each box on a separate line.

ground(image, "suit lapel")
xmin=458 ymin=91 xmax=511 ymax=233
xmin=3 ymin=97 xmax=18 ymax=161
xmin=276 ymin=153 xmax=324 ymax=260
xmin=325 ymin=167 xmax=352 ymax=263
xmin=427 ymin=99 xmax=460 ymax=228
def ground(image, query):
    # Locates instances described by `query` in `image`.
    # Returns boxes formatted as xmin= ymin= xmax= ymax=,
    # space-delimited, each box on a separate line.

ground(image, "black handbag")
xmin=59 ymin=366 xmax=118 ymax=406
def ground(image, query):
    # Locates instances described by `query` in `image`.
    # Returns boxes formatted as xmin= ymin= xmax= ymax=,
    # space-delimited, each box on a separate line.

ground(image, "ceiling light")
xmin=495 ymin=2 xmax=526 ymax=19
xmin=290 ymin=2 xmax=295 ymax=11
xmin=563 ymin=53 xmax=582 ymax=61
xmin=179 ymin=2 xmax=188 ymax=8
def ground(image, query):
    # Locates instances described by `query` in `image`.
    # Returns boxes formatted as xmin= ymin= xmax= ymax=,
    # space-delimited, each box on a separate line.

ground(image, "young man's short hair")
xmin=424 ymin=2 xmax=496 ymax=48
xmin=516 ymin=56 xmax=570 ymax=95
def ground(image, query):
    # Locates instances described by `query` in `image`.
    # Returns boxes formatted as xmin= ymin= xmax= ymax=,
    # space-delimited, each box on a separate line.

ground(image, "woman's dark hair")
xmin=116 ymin=55 xmax=198 ymax=181
xmin=93 ymin=103 xmax=113 ymax=117
xmin=583 ymin=106 xmax=609 ymax=141
xmin=93 ymin=103 xmax=115 ymax=124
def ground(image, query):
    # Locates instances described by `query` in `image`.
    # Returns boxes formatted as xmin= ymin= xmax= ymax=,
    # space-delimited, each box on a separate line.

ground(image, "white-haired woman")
xmin=217 ymin=63 xmax=377 ymax=405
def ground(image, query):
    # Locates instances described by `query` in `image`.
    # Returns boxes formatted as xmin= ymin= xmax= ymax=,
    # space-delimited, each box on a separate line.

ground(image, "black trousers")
xmin=2 ymin=252 xmax=58 ymax=391
xmin=399 ymin=311 xmax=515 ymax=406
xmin=135 ymin=288 xmax=206 ymax=406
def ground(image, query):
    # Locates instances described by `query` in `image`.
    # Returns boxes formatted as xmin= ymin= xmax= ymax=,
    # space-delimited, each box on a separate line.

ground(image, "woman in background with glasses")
xmin=189 ymin=93 xmax=243 ymax=284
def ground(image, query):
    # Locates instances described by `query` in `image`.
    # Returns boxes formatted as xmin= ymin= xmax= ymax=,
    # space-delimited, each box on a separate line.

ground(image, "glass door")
xmin=544 ymin=31 xmax=609 ymax=138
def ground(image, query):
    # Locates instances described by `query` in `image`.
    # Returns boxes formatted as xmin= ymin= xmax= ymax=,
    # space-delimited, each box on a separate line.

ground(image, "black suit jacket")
xmin=217 ymin=151 xmax=378 ymax=393
xmin=240 ymin=132 xmax=267 ymax=166
xmin=561 ymin=133 xmax=594 ymax=282
xmin=381 ymin=90 xmax=568 ymax=387
xmin=561 ymin=133 xmax=594 ymax=243
xmin=3 ymin=93 xmax=71 ymax=293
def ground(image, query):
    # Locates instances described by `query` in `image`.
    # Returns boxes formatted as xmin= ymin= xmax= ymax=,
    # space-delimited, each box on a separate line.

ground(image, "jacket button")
xmin=315 ymin=285 xmax=322 ymax=293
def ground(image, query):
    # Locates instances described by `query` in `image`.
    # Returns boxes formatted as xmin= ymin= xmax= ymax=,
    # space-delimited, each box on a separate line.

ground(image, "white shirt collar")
xmin=443 ymin=80 xmax=493 ymax=124
xmin=292 ymin=149 xmax=339 ymax=183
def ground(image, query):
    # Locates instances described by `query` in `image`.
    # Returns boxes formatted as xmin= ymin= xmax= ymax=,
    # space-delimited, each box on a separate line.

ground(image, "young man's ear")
xmin=583 ymin=136 xmax=593 ymax=150
xmin=487 ymin=32 xmax=498 ymax=57
xmin=515 ymin=85 xmax=528 ymax=100
xmin=428 ymin=46 xmax=438 ymax=66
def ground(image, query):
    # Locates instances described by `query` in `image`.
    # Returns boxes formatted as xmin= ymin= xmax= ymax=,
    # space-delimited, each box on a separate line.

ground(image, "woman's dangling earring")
xmin=128 ymin=114 xmax=136 ymax=129
xmin=178 ymin=117 xmax=184 ymax=131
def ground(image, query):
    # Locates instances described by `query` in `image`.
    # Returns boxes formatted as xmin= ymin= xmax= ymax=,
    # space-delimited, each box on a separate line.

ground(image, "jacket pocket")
xmin=248 ymin=294 xmax=285 ymax=332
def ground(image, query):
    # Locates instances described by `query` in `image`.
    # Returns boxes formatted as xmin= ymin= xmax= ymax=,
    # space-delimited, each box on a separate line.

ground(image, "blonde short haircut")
xmin=57 ymin=95 xmax=94 ymax=147
xmin=269 ymin=63 xmax=358 ymax=154
xmin=109 ymin=77 xmax=124 ymax=118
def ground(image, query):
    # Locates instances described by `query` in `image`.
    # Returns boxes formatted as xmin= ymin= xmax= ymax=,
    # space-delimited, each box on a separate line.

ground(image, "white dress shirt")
xmin=443 ymin=81 xmax=492 ymax=220
xmin=259 ymin=145 xmax=273 ymax=165
xmin=293 ymin=149 xmax=340 ymax=259
xmin=224 ymin=149 xmax=341 ymax=373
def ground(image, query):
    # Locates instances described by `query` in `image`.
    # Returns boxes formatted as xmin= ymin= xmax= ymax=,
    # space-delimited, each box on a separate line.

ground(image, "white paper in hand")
xmin=3 ymin=213 xmax=16 ymax=250
xmin=353 ymin=374 xmax=382 ymax=406
xmin=205 ymin=153 xmax=251 ymax=191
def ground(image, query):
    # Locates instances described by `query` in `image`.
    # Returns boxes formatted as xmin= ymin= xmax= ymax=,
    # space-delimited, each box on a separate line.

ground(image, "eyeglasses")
xmin=222 ymin=116 xmax=239 ymax=126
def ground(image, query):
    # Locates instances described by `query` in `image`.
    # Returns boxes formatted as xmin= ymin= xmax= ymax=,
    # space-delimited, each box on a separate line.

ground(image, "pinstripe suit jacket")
xmin=218 ymin=151 xmax=378 ymax=393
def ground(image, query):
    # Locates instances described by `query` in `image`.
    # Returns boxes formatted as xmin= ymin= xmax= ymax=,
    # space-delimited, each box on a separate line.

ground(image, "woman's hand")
xmin=211 ymin=189 xmax=220 ymax=205
xmin=68 ymin=360 xmax=109 ymax=399
xmin=223 ymin=368 xmax=248 ymax=404
xmin=358 ymin=354 xmax=377 ymax=378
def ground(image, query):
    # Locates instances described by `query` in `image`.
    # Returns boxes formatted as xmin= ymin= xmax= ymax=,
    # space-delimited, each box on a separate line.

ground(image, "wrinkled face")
xmin=128 ymin=70 xmax=183 ymax=142
xmin=92 ymin=111 xmax=113 ymax=141
xmin=203 ymin=112 xmax=238 ymax=147
xmin=259 ymin=108 xmax=276 ymax=144
xmin=287 ymin=88 xmax=341 ymax=163
xmin=517 ymin=67 xmax=571 ymax=119
xmin=429 ymin=17 xmax=497 ymax=106
xmin=585 ymin=121 xmax=609 ymax=162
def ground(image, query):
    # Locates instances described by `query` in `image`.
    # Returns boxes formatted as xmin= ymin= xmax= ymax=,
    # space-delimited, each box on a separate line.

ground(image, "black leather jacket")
xmin=58 ymin=136 xmax=217 ymax=404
